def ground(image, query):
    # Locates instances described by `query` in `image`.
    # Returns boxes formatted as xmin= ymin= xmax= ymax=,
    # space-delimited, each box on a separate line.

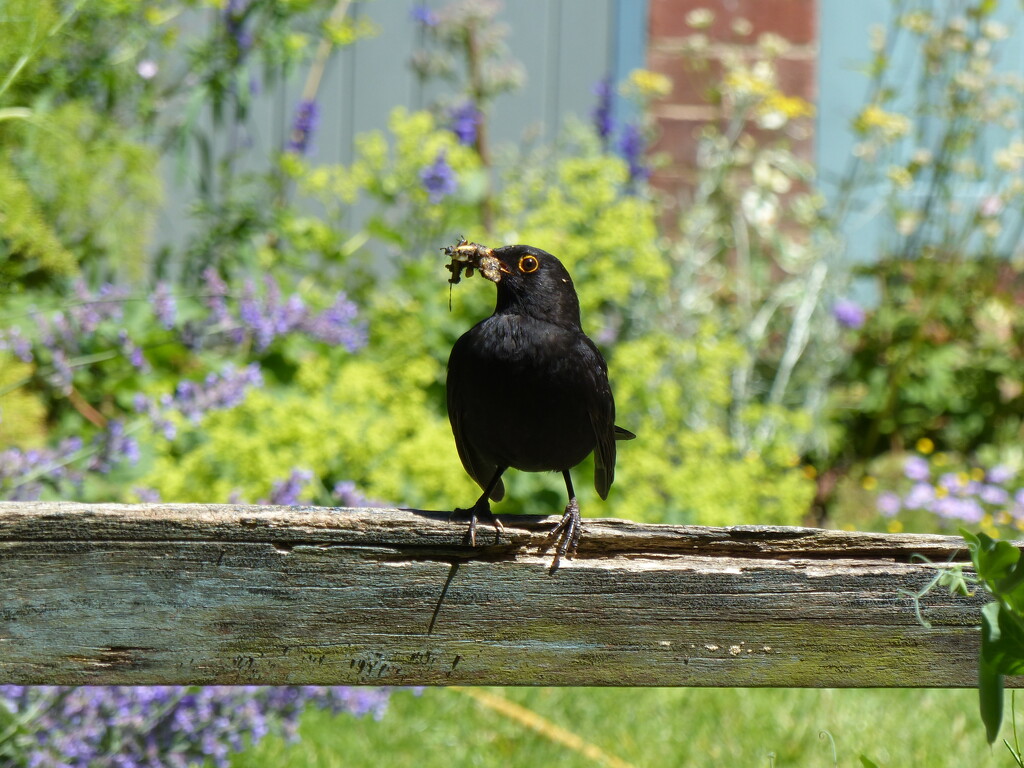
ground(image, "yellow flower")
xmin=970 ymin=467 xmax=986 ymax=482
xmin=916 ymin=437 xmax=935 ymax=454
xmin=803 ymin=464 xmax=818 ymax=480
xmin=887 ymin=519 xmax=904 ymax=534
xmin=862 ymin=475 xmax=878 ymax=491
xmin=759 ymin=93 xmax=815 ymax=123
xmin=886 ymin=165 xmax=913 ymax=190
xmin=856 ymin=105 xmax=911 ymax=140
xmin=626 ymin=69 xmax=672 ymax=99
xmin=724 ymin=63 xmax=775 ymax=98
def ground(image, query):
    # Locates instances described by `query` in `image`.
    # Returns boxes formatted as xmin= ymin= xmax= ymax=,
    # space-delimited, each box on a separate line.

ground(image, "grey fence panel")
xmin=156 ymin=0 xmax=619 ymax=256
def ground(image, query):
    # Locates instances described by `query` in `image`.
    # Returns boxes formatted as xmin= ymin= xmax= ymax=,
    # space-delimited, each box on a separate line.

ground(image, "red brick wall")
xmin=647 ymin=0 xmax=819 ymax=206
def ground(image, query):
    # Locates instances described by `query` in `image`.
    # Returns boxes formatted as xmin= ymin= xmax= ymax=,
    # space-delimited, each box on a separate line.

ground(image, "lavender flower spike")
xmin=618 ymin=122 xmax=650 ymax=184
xmin=420 ymin=150 xmax=458 ymax=203
xmin=592 ymin=76 xmax=615 ymax=144
xmin=449 ymin=101 xmax=481 ymax=146
xmin=287 ymin=99 xmax=320 ymax=156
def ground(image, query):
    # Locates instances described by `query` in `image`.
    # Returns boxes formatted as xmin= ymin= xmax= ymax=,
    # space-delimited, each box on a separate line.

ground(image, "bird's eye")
xmin=518 ymin=255 xmax=539 ymax=274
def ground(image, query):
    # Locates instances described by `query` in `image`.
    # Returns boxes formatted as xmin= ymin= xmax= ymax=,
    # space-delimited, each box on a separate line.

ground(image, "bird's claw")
xmin=450 ymin=503 xmax=504 ymax=546
xmin=540 ymin=497 xmax=582 ymax=572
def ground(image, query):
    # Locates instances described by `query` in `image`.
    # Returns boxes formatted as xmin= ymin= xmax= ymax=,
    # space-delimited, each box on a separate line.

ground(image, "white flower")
xmin=758 ymin=33 xmax=790 ymax=57
xmin=731 ymin=18 xmax=753 ymax=36
xmin=896 ymin=212 xmax=921 ymax=236
xmin=686 ymin=8 xmax=714 ymax=29
xmin=137 ymin=60 xmax=158 ymax=80
xmin=982 ymin=21 xmax=1009 ymax=40
xmin=911 ymin=148 xmax=933 ymax=166
xmin=741 ymin=188 xmax=778 ymax=231
xmin=979 ymin=195 xmax=1004 ymax=217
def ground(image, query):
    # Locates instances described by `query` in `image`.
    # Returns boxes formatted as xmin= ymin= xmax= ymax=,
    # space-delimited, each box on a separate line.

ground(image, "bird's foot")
xmin=540 ymin=497 xmax=582 ymax=572
xmin=450 ymin=499 xmax=504 ymax=546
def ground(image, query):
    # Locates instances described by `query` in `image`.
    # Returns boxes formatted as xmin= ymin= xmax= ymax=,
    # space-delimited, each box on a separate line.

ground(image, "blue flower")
xmin=411 ymin=4 xmax=439 ymax=27
xmin=286 ymin=99 xmax=319 ymax=156
xmin=225 ymin=0 xmax=254 ymax=52
xmin=617 ymin=123 xmax=650 ymax=184
xmin=832 ymin=299 xmax=865 ymax=329
xmin=420 ymin=151 xmax=458 ymax=203
xmin=591 ymin=77 xmax=615 ymax=144
xmin=449 ymin=101 xmax=480 ymax=146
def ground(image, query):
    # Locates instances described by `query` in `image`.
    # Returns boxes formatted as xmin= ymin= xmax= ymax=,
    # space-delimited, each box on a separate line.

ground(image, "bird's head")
xmin=487 ymin=245 xmax=582 ymax=329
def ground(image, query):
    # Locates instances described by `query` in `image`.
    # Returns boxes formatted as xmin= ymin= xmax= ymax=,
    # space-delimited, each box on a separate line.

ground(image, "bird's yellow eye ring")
xmin=518 ymin=255 xmax=539 ymax=274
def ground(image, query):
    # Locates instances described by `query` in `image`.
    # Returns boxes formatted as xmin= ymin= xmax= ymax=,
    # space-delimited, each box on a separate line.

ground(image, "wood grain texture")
xmin=0 ymin=502 xmax=1002 ymax=687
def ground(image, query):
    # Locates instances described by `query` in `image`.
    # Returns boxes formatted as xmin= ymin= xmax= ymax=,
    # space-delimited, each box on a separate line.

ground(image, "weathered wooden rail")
xmin=0 ymin=501 xmax=1005 ymax=687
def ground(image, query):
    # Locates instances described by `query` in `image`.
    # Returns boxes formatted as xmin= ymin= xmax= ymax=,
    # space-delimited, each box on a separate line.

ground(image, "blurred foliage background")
xmin=2 ymin=0 xmax=1024 ymax=766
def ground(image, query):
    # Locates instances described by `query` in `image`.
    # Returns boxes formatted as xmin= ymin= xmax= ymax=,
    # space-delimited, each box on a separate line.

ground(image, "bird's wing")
xmin=580 ymin=336 xmax=619 ymax=500
xmin=446 ymin=337 xmax=505 ymax=502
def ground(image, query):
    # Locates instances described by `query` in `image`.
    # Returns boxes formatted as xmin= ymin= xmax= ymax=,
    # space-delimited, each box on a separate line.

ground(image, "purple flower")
xmin=302 ymin=293 xmax=366 ymax=351
xmin=592 ymin=77 xmax=615 ymax=144
xmin=877 ymin=491 xmax=901 ymax=517
xmin=938 ymin=496 xmax=984 ymax=523
xmin=151 ymin=282 xmax=177 ymax=329
xmin=0 ymin=325 xmax=34 ymax=362
xmin=420 ymin=151 xmax=458 ymax=203
xmin=617 ymin=122 xmax=650 ymax=184
xmin=240 ymin=280 xmax=277 ymax=350
xmin=202 ymin=268 xmax=230 ymax=322
xmin=134 ymin=487 xmax=162 ymax=502
xmin=833 ymin=299 xmax=866 ymax=329
xmin=988 ymin=464 xmax=1016 ymax=485
xmin=411 ymin=4 xmax=439 ymax=26
xmin=939 ymin=472 xmax=965 ymax=493
xmin=87 ymin=420 xmax=140 ymax=474
xmin=0 ymin=686 xmax=393 ymax=767
xmin=903 ymin=455 xmax=930 ymax=482
xmin=225 ymin=0 xmax=253 ymax=52
xmin=979 ymin=484 xmax=1010 ymax=506
xmin=262 ymin=468 xmax=314 ymax=506
xmin=49 ymin=349 xmax=73 ymax=395
xmin=332 ymin=480 xmax=385 ymax=508
xmin=0 ymin=437 xmax=85 ymax=501
xmin=172 ymin=364 xmax=263 ymax=423
xmin=904 ymin=482 xmax=935 ymax=510
xmin=287 ymin=99 xmax=319 ymax=156
xmin=448 ymin=101 xmax=481 ymax=146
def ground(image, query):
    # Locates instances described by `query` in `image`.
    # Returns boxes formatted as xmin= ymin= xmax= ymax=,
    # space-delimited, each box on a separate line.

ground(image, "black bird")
xmin=445 ymin=243 xmax=635 ymax=563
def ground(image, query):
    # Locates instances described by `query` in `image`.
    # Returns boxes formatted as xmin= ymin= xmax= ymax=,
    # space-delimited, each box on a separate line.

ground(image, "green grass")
xmin=233 ymin=686 xmax=1016 ymax=767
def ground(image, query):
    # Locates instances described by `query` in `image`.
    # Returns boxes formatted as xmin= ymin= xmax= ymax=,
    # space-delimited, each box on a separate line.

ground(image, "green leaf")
xmin=986 ymin=604 xmax=1024 ymax=676
xmin=980 ymin=654 xmax=1005 ymax=745
xmin=983 ymin=600 xmax=1003 ymax=649
xmin=859 ymin=756 xmax=881 ymax=768
xmin=974 ymin=534 xmax=1021 ymax=585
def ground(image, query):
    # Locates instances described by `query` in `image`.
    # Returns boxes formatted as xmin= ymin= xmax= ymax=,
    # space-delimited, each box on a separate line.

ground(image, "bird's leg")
xmin=540 ymin=471 xmax=583 ymax=569
xmin=451 ymin=467 xmax=506 ymax=546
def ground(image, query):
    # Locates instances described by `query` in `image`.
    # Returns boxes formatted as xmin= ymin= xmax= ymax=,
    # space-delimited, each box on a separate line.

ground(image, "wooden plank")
xmin=0 ymin=502 xmax=1001 ymax=688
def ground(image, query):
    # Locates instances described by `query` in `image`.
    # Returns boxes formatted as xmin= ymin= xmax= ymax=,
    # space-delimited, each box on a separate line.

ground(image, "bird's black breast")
xmin=447 ymin=313 xmax=606 ymax=474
